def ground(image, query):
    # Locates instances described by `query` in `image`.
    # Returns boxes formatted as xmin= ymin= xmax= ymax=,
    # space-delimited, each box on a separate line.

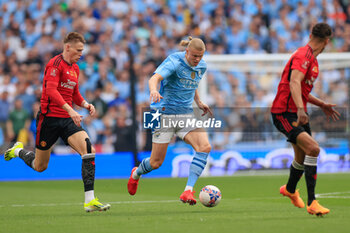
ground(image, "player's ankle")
xmin=132 ymin=170 xmax=140 ymax=180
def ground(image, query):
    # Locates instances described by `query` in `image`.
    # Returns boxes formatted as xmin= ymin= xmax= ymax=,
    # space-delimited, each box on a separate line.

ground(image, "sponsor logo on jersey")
xmin=179 ymin=78 xmax=198 ymax=89
xmin=60 ymin=79 xmax=76 ymax=89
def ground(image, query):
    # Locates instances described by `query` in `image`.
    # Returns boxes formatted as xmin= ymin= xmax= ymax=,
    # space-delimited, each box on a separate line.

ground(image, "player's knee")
xmin=150 ymin=159 xmax=163 ymax=169
xmin=308 ymin=146 xmax=320 ymax=157
xmin=198 ymin=143 xmax=211 ymax=153
xmin=35 ymin=163 xmax=48 ymax=172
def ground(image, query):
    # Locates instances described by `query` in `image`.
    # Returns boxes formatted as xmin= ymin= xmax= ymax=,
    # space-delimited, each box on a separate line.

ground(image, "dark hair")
xmin=311 ymin=23 xmax=332 ymax=40
xmin=63 ymin=32 xmax=86 ymax=44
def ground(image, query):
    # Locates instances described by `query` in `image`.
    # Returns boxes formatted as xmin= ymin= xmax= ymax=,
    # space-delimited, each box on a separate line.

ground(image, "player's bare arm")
xmin=149 ymin=73 xmax=164 ymax=103
xmin=308 ymin=94 xmax=340 ymax=121
xmin=82 ymin=100 xmax=95 ymax=116
xmin=290 ymin=69 xmax=308 ymax=126
xmin=194 ymin=89 xmax=212 ymax=116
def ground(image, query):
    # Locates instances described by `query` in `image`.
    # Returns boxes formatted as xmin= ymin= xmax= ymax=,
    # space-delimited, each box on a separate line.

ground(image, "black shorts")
xmin=271 ymin=112 xmax=311 ymax=144
xmin=35 ymin=113 xmax=84 ymax=150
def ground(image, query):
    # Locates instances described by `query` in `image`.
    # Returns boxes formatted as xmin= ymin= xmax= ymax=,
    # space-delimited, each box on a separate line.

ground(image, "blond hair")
xmin=179 ymin=36 xmax=205 ymax=51
xmin=63 ymin=32 xmax=86 ymax=44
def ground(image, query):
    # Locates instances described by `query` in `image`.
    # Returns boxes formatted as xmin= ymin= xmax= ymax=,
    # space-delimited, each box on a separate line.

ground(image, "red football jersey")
xmin=40 ymin=54 xmax=84 ymax=118
xmin=271 ymin=45 xmax=319 ymax=113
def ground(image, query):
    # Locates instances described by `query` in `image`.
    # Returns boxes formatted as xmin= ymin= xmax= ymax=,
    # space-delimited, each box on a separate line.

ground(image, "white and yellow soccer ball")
xmin=199 ymin=185 xmax=222 ymax=207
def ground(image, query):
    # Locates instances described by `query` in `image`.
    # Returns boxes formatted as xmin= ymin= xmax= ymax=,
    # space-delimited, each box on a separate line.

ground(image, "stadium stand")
xmin=0 ymin=0 xmax=349 ymax=152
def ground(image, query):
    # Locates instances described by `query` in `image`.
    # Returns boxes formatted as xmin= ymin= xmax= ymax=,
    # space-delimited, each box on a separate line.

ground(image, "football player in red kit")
xmin=5 ymin=32 xmax=110 ymax=212
xmin=271 ymin=23 xmax=340 ymax=216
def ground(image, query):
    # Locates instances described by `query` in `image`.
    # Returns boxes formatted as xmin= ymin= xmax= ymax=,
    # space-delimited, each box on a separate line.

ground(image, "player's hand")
xmin=150 ymin=90 xmax=163 ymax=103
xmin=68 ymin=109 xmax=83 ymax=127
xmin=296 ymin=108 xmax=308 ymax=126
xmin=86 ymin=103 xmax=96 ymax=116
xmin=321 ymin=102 xmax=340 ymax=121
xmin=197 ymin=101 xmax=213 ymax=116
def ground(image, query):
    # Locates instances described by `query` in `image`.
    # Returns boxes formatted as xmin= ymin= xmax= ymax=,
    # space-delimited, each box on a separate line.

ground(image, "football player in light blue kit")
xmin=128 ymin=37 xmax=212 ymax=205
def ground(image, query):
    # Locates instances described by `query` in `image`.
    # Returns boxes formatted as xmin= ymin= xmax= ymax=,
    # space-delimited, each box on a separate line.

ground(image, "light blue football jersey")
xmin=150 ymin=51 xmax=207 ymax=114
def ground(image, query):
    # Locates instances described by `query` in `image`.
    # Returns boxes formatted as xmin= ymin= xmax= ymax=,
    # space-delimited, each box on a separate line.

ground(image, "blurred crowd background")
xmin=0 ymin=0 xmax=349 ymax=153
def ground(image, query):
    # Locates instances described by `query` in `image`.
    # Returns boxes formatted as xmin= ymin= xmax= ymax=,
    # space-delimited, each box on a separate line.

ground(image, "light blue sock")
xmin=136 ymin=158 xmax=153 ymax=176
xmin=186 ymin=152 xmax=208 ymax=188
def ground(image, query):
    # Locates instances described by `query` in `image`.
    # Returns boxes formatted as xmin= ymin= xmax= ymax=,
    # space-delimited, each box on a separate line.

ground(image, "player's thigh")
xmin=291 ymin=144 xmax=306 ymax=164
xmin=35 ymin=115 xmax=60 ymax=150
xmin=150 ymin=142 xmax=169 ymax=165
xmin=183 ymin=128 xmax=211 ymax=152
xmin=34 ymin=147 xmax=53 ymax=169
xmin=67 ymin=130 xmax=94 ymax=155
xmin=295 ymin=132 xmax=319 ymax=156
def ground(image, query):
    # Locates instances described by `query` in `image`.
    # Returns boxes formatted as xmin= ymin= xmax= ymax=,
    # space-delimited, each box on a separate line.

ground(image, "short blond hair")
xmin=63 ymin=32 xmax=86 ymax=44
xmin=179 ymin=36 xmax=205 ymax=51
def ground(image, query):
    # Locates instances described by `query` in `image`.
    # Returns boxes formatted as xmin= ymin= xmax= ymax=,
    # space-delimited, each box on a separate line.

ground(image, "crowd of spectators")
xmin=0 ymin=0 xmax=349 ymax=153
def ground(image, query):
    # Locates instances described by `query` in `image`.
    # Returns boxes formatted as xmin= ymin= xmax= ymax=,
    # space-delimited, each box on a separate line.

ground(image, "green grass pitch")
xmin=1 ymin=173 xmax=349 ymax=233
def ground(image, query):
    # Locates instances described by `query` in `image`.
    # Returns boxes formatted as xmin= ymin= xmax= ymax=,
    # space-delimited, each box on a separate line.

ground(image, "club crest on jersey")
xmin=69 ymin=70 xmax=77 ymax=78
xmin=301 ymin=60 xmax=310 ymax=69
xmin=191 ymin=72 xmax=195 ymax=79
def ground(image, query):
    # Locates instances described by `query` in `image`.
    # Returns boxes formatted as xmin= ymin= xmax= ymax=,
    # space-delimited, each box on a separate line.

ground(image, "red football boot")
xmin=180 ymin=190 xmax=196 ymax=205
xmin=127 ymin=167 xmax=139 ymax=195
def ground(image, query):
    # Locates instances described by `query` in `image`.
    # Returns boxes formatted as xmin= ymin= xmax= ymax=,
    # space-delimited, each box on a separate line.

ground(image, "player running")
xmin=4 ymin=32 xmax=110 ymax=212
xmin=127 ymin=37 xmax=212 ymax=205
xmin=271 ymin=23 xmax=340 ymax=216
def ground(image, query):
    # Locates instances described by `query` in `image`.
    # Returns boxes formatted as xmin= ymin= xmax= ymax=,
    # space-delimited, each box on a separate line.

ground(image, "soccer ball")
xmin=199 ymin=185 xmax=222 ymax=207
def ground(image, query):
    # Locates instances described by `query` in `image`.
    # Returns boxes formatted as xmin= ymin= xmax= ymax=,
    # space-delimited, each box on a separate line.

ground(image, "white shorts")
xmin=152 ymin=114 xmax=197 ymax=143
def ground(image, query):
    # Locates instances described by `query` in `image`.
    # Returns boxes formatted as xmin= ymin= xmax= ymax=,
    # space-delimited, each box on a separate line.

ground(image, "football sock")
xmin=185 ymin=186 xmax=193 ymax=191
xmin=85 ymin=190 xmax=95 ymax=204
xmin=136 ymin=157 xmax=153 ymax=177
xmin=286 ymin=160 xmax=304 ymax=193
xmin=14 ymin=148 xmax=23 ymax=156
xmin=186 ymin=152 xmax=208 ymax=189
xmin=304 ymin=155 xmax=318 ymax=206
xmin=18 ymin=149 xmax=35 ymax=169
xmin=82 ymin=153 xmax=95 ymax=192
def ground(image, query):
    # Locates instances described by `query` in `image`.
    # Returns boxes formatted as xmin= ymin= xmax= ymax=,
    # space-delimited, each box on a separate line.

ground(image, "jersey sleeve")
xmin=291 ymin=52 xmax=311 ymax=75
xmin=154 ymin=57 xmax=175 ymax=79
xmin=45 ymin=66 xmax=66 ymax=107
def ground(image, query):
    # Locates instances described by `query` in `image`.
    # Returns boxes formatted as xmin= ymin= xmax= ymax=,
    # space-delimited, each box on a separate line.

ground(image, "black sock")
xmin=286 ymin=161 xmax=304 ymax=193
xmin=304 ymin=155 xmax=318 ymax=206
xmin=82 ymin=155 xmax=95 ymax=192
xmin=18 ymin=149 xmax=35 ymax=169
xmin=304 ymin=164 xmax=317 ymax=205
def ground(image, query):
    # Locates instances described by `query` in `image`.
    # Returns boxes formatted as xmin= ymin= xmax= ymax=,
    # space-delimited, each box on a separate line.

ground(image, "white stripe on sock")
xmin=304 ymin=155 xmax=317 ymax=166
